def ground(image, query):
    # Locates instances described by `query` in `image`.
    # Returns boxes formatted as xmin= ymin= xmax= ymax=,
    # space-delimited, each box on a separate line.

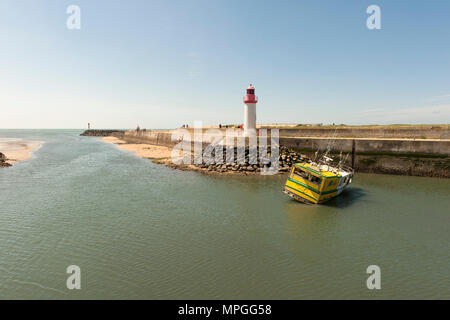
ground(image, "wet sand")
xmin=0 ymin=140 xmax=41 ymax=165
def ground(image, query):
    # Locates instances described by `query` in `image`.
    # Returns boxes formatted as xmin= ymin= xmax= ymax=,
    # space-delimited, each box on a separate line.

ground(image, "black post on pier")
xmin=351 ymin=139 xmax=356 ymax=168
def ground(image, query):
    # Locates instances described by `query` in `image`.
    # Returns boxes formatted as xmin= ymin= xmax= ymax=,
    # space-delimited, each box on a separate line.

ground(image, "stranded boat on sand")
xmin=283 ymin=160 xmax=354 ymax=204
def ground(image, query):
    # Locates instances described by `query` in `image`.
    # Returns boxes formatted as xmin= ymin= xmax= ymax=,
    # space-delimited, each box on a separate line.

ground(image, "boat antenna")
xmin=313 ymin=144 xmax=320 ymax=163
xmin=320 ymin=127 xmax=338 ymax=166
xmin=337 ymin=150 xmax=343 ymax=168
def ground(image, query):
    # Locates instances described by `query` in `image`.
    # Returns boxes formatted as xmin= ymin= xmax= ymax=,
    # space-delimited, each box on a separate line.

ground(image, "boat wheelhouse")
xmin=283 ymin=162 xmax=353 ymax=204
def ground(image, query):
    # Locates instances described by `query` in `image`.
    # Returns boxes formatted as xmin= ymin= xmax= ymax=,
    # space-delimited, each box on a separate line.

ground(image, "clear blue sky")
xmin=1 ymin=0 xmax=449 ymax=128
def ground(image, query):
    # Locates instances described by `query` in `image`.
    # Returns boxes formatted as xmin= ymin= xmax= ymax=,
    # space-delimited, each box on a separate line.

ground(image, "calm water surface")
xmin=0 ymin=130 xmax=449 ymax=299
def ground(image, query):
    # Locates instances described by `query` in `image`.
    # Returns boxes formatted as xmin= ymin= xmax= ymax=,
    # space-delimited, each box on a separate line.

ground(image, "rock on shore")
xmin=0 ymin=152 xmax=11 ymax=167
xmin=165 ymin=146 xmax=310 ymax=175
xmin=81 ymin=130 xmax=124 ymax=137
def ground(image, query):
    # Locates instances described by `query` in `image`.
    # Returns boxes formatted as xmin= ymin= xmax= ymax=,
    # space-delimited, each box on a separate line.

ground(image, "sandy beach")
xmin=100 ymin=135 xmax=281 ymax=176
xmin=101 ymin=136 xmax=174 ymax=159
xmin=0 ymin=139 xmax=41 ymax=166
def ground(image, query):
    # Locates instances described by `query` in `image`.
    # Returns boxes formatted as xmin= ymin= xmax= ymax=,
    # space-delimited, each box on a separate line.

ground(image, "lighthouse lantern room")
xmin=243 ymin=84 xmax=258 ymax=136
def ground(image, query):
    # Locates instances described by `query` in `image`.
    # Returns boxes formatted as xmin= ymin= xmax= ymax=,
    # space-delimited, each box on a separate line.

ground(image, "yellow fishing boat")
xmin=283 ymin=161 xmax=354 ymax=204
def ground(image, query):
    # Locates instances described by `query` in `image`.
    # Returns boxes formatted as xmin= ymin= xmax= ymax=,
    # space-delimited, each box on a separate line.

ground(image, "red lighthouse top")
xmin=243 ymin=84 xmax=258 ymax=103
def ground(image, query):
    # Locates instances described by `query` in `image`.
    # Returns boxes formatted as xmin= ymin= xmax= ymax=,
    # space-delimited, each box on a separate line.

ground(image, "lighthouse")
xmin=243 ymin=84 xmax=258 ymax=136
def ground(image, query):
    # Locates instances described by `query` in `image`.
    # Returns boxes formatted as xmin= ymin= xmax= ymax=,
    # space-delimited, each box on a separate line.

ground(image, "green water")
xmin=0 ymin=130 xmax=449 ymax=299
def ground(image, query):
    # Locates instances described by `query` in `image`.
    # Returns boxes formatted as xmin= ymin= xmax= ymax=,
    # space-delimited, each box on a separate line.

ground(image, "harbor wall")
xmin=279 ymin=137 xmax=450 ymax=155
xmin=280 ymin=137 xmax=449 ymax=178
xmin=120 ymin=130 xmax=176 ymax=147
xmin=185 ymin=126 xmax=450 ymax=139
xmin=82 ymin=129 xmax=450 ymax=178
xmin=276 ymin=127 xmax=450 ymax=139
xmin=121 ymin=130 xmax=450 ymax=178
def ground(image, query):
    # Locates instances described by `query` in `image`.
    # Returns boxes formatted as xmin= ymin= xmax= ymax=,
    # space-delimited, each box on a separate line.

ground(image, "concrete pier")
xmin=82 ymin=128 xmax=450 ymax=178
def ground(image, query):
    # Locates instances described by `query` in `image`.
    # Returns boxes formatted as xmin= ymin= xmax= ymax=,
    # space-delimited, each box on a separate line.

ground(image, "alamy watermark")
xmin=64 ymin=264 xmax=381 ymax=291
xmin=170 ymin=123 xmax=280 ymax=175
xmin=366 ymin=265 xmax=381 ymax=290
xmin=66 ymin=265 xmax=81 ymax=290
xmin=66 ymin=5 xmax=81 ymax=30
xmin=367 ymin=5 xmax=381 ymax=30
xmin=65 ymin=5 xmax=382 ymax=31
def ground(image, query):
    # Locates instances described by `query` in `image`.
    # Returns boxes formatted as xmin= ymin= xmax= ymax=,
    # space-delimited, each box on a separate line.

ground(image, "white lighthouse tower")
xmin=243 ymin=84 xmax=258 ymax=136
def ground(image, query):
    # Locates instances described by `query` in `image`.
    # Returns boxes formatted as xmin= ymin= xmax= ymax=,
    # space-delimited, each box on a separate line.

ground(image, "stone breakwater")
xmin=0 ymin=152 xmax=11 ymax=167
xmin=81 ymin=130 xmax=125 ymax=137
xmin=183 ymin=146 xmax=310 ymax=175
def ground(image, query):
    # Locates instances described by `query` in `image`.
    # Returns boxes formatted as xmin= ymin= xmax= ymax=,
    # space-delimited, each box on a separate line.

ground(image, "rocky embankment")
xmin=0 ymin=152 xmax=11 ymax=167
xmin=81 ymin=130 xmax=124 ymax=137
xmin=162 ymin=146 xmax=311 ymax=175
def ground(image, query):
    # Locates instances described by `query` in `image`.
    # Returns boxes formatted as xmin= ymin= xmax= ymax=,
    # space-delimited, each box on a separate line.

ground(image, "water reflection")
xmin=282 ymin=186 xmax=367 ymax=211
xmin=282 ymin=186 xmax=366 ymax=241
xmin=324 ymin=187 xmax=367 ymax=208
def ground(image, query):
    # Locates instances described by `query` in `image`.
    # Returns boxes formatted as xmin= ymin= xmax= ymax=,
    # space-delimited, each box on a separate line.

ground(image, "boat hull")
xmin=283 ymin=188 xmax=317 ymax=204
xmin=283 ymin=162 xmax=353 ymax=205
